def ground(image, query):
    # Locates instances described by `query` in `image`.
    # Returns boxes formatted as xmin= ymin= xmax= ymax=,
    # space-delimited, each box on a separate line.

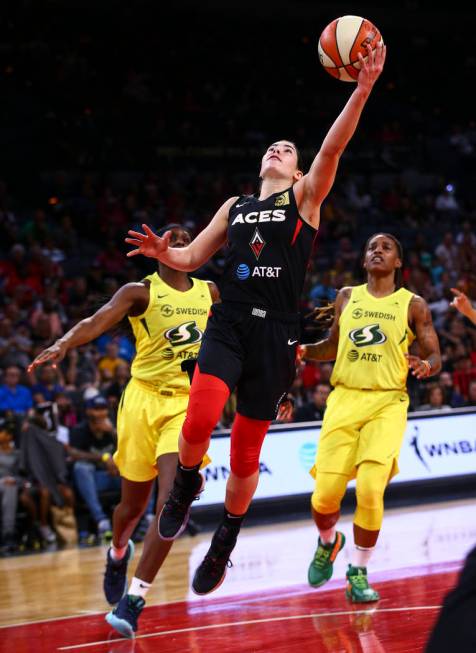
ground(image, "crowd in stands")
xmin=0 ymin=2 xmax=475 ymax=556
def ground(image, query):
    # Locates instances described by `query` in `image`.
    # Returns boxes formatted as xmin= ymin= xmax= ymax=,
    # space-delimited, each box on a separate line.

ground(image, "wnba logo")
xmin=236 ymin=264 xmax=250 ymax=280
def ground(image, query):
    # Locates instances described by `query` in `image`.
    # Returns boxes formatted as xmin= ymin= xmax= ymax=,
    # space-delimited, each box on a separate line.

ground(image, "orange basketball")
xmin=318 ymin=15 xmax=383 ymax=82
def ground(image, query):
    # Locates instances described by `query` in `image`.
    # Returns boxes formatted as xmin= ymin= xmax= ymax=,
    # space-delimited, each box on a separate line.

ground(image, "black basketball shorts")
xmin=197 ymin=301 xmax=300 ymax=420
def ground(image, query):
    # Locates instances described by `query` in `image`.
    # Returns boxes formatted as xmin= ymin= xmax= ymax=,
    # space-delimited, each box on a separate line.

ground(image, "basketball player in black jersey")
xmin=126 ymin=42 xmax=386 ymax=595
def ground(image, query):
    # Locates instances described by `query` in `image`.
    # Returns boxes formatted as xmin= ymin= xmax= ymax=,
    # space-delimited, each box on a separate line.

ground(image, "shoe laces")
xmin=349 ymin=569 xmax=370 ymax=590
xmin=313 ymin=542 xmax=332 ymax=568
xmin=118 ymin=595 xmax=144 ymax=626
xmin=201 ymin=554 xmax=233 ymax=578
xmin=164 ymin=481 xmax=201 ymax=513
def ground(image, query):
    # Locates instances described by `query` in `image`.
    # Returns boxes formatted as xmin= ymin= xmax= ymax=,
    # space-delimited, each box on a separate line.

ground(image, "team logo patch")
xmin=161 ymin=347 xmax=174 ymax=360
xmin=160 ymin=304 xmax=174 ymax=317
xmin=249 ymin=227 xmax=266 ymax=260
xmin=236 ymin=264 xmax=250 ymax=280
xmin=347 ymin=349 xmax=359 ymax=362
xmin=275 ymin=191 xmax=290 ymax=207
xmin=164 ymin=321 xmax=203 ymax=346
xmin=348 ymin=324 xmax=387 ymax=347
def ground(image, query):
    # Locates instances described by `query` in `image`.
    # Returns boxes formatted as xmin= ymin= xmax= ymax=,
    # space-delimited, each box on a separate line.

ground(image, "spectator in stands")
xmin=294 ymin=384 xmax=331 ymax=423
xmin=0 ymin=365 xmax=33 ymax=415
xmin=439 ymin=371 xmax=466 ymax=408
xmin=105 ymin=362 xmax=130 ymax=417
xmin=465 ymin=379 xmax=476 ymax=407
xmin=30 ymin=364 xmax=65 ymax=402
xmin=0 ymin=417 xmax=22 ymax=554
xmin=416 ymin=385 xmax=451 ymax=412
xmin=68 ymin=395 xmax=121 ymax=537
xmin=98 ymin=342 xmax=129 ymax=378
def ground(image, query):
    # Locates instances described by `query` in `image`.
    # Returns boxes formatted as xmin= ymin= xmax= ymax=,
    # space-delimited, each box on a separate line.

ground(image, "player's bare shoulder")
xmin=337 ymin=286 xmax=353 ymax=309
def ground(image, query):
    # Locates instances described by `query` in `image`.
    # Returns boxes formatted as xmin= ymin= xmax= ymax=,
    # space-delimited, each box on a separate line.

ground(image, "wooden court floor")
xmin=1 ymin=497 xmax=475 ymax=652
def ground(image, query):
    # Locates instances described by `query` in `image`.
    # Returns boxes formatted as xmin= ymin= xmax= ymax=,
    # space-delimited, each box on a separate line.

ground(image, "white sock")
xmin=110 ymin=543 xmax=128 ymax=561
xmin=319 ymin=527 xmax=336 ymax=545
xmin=129 ymin=576 xmax=151 ymax=599
xmin=351 ymin=545 xmax=374 ymax=568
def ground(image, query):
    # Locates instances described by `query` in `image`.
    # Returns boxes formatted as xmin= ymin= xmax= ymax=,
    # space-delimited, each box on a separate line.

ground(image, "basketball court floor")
xmin=1 ymin=496 xmax=475 ymax=652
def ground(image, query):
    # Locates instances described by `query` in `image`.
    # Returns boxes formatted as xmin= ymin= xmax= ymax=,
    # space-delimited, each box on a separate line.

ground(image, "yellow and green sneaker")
xmin=345 ymin=565 xmax=380 ymax=603
xmin=308 ymin=531 xmax=346 ymax=588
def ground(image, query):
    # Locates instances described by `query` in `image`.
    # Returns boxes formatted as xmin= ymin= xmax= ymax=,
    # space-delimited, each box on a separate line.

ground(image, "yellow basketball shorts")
xmin=114 ymin=377 xmax=189 ymax=482
xmin=312 ymin=385 xmax=409 ymax=480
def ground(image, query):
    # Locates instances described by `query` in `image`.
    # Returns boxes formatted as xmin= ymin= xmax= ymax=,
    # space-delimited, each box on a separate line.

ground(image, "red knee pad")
xmin=230 ymin=413 xmax=271 ymax=478
xmin=182 ymin=366 xmax=229 ymax=445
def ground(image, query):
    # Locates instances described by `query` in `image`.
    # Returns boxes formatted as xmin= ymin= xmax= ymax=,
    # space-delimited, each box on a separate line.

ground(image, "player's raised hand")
xmin=450 ymin=288 xmax=473 ymax=318
xmin=357 ymin=41 xmax=386 ymax=93
xmin=28 ymin=341 xmax=68 ymax=372
xmin=125 ymin=224 xmax=171 ymax=259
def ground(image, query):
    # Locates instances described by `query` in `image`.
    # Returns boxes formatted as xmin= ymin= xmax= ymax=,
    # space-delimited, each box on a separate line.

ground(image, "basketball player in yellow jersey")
xmin=29 ymin=224 xmax=218 ymax=638
xmin=301 ymin=232 xmax=441 ymax=603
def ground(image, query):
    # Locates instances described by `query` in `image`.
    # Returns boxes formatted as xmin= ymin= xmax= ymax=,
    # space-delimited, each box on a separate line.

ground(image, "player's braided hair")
xmin=363 ymin=233 xmax=404 ymax=289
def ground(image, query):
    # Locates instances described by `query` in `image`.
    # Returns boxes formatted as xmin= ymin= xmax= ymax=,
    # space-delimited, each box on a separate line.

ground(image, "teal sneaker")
xmin=345 ymin=565 xmax=380 ymax=603
xmin=308 ymin=531 xmax=345 ymax=587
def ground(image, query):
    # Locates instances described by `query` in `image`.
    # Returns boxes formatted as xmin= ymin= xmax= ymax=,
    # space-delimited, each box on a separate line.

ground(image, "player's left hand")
xmin=405 ymin=354 xmax=431 ymax=380
xmin=357 ymin=41 xmax=386 ymax=94
xmin=277 ymin=395 xmax=294 ymax=422
xmin=125 ymin=224 xmax=171 ymax=259
xmin=300 ymin=304 xmax=334 ymax=345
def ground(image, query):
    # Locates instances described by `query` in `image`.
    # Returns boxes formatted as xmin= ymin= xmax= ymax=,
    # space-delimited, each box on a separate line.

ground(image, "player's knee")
xmin=354 ymin=504 xmax=384 ymax=531
xmin=356 ymin=464 xmax=388 ymax=510
xmin=230 ymin=452 xmax=259 ymax=478
xmin=182 ymin=396 xmax=223 ymax=444
xmin=311 ymin=488 xmax=341 ymax=516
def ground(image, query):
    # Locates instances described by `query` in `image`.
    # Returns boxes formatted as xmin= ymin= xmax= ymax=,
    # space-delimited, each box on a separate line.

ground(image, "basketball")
xmin=318 ymin=15 xmax=383 ymax=82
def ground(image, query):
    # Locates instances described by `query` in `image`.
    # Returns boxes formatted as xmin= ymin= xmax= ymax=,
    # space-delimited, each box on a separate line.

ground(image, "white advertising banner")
xmin=199 ymin=409 xmax=476 ymax=506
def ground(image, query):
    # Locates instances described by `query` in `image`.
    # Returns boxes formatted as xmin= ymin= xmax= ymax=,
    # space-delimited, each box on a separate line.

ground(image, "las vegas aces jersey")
xmin=219 ymin=187 xmax=317 ymax=313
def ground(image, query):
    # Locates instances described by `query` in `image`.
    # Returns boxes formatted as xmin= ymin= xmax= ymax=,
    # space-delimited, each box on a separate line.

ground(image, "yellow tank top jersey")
xmin=128 ymin=273 xmax=212 ymax=390
xmin=331 ymin=284 xmax=415 ymax=391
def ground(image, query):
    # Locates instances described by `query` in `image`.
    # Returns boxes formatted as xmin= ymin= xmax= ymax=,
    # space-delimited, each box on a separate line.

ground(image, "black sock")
xmin=223 ymin=508 xmax=246 ymax=530
xmin=176 ymin=460 xmax=201 ymax=488
xmin=216 ymin=508 xmax=245 ymax=544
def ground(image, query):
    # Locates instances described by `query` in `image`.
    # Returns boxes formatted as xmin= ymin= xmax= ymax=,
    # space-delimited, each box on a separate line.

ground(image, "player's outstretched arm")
xmin=28 ymin=283 xmax=147 ymax=371
xmin=125 ymin=196 xmax=237 ymax=272
xmin=295 ymin=42 xmax=386 ymax=226
xmin=450 ymin=288 xmax=476 ymax=325
xmin=406 ymin=296 xmax=442 ymax=380
xmin=301 ymin=288 xmax=349 ymax=361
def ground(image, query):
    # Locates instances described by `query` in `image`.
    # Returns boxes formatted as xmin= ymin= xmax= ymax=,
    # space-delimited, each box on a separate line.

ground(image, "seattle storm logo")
xmin=348 ymin=324 xmax=387 ymax=347
xmin=165 ymin=321 xmax=203 ymax=346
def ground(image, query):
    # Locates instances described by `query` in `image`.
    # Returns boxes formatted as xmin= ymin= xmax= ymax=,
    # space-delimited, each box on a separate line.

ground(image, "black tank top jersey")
xmin=219 ymin=187 xmax=317 ymax=313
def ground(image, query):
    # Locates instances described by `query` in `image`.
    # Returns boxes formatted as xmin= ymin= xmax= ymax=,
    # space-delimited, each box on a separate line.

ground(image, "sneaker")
xmin=98 ymin=519 xmax=113 ymax=543
xmin=105 ymin=594 xmax=145 ymax=639
xmin=0 ymin=532 xmax=17 ymax=556
xmin=345 ymin=565 xmax=380 ymax=603
xmin=192 ymin=524 xmax=237 ymax=595
xmin=308 ymin=531 xmax=345 ymax=588
xmin=103 ymin=540 xmax=135 ymax=605
xmin=158 ymin=472 xmax=204 ymax=541
xmin=40 ymin=524 xmax=57 ymax=544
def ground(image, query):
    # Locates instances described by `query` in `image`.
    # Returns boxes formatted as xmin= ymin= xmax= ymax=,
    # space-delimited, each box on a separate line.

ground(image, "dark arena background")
xmin=1 ymin=1 xmax=475 ymax=651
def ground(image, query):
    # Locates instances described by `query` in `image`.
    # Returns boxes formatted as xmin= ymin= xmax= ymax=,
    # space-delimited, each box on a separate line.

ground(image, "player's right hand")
xmin=125 ymin=224 xmax=171 ymax=259
xmin=28 ymin=341 xmax=68 ymax=372
xmin=450 ymin=287 xmax=473 ymax=318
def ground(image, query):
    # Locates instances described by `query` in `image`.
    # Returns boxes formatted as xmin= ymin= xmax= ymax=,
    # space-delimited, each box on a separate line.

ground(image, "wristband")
xmin=102 ymin=452 xmax=112 ymax=463
xmin=421 ymin=360 xmax=431 ymax=376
